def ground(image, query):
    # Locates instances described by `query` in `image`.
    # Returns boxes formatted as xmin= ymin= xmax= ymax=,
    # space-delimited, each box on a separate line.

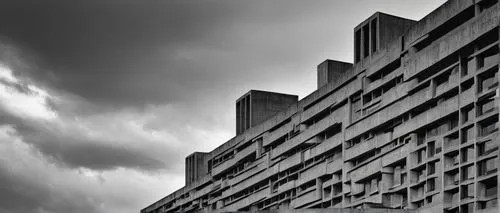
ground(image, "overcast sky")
xmin=0 ymin=1 xmax=446 ymax=213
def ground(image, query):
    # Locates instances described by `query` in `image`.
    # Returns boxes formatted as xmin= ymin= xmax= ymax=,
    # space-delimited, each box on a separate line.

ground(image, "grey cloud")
xmin=0 ymin=166 xmax=100 ymax=213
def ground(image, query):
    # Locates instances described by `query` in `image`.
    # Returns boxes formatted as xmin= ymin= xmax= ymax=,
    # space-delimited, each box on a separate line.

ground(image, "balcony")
xmin=350 ymin=158 xmax=382 ymax=183
xmin=230 ymin=159 xmax=268 ymax=187
xmin=404 ymin=2 xmax=498 ymax=80
xmin=345 ymin=132 xmax=391 ymax=161
xmin=277 ymin=152 xmax=302 ymax=172
xmin=277 ymin=180 xmax=296 ymax=194
xmin=326 ymin=157 xmax=343 ymax=174
xmin=262 ymin=122 xmax=292 ymax=147
xmin=212 ymin=144 xmax=256 ymax=176
xmin=292 ymin=188 xmax=321 ymax=208
xmin=271 ymin=112 xmax=338 ymax=159
xmin=308 ymin=133 xmax=342 ymax=159
xmin=224 ymin=186 xmax=270 ymax=211
xmin=297 ymin=161 xmax=327 ymax=186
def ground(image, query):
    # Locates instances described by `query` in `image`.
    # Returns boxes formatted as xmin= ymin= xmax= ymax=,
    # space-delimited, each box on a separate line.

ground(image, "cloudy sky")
xmin=0 ymin=1 xmax=445 ymax=213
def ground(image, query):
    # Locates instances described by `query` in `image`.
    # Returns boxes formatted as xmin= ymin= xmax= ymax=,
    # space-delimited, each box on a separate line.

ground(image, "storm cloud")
xmin=0 ymin=1 xmax=445 ymax=213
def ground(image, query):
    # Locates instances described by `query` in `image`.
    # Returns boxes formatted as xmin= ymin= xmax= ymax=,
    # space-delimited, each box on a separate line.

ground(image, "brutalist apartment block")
xmin=142 ymin=0 xmax=500 ymax=212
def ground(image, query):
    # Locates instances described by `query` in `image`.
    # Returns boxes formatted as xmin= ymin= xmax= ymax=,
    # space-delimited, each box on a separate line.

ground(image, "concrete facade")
xmin=142 ymin=0 xmax=500 ymax=213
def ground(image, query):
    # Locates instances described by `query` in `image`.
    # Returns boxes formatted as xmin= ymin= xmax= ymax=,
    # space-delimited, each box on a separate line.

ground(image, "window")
xmin=478 ymin=158 xmax=497 ymax=176
xmin=427 ymin=125 xmax=439 ymax=138
xmin=478 ymin=97 xmax=496 ymax=116
xmin=462 ymin=165 xmax=474 ymax=181
xmin=461 ymin=203 xmax=474 ymax=213
xmin=478 ymin=140 xmax=498 ymax=156
xmin=479 ymin=117 xmax=498 ymax=137
xmin=416 ymin=149 xmax=426 ymax=164
xmin=427 ymin=178 xmax=436 ymax=192
xmin=428 ymin=162 xmax=436 ymax=175
xmin=466 ymin=57 xmax=475 ymax=75
xmin=461 ymin=126 xmax=474 ymax=143
xmin=461 ymin=184 xmax=474 ymax=199
xmin=462 ymin=106 xmax=474 ymax=124
xmin=461 ymin=146 xmax=473 ymax=163
xmin=449 ymin=116 xmax=459 ymax=130
xmin=479 ymin=0 xmax=498 ymax=12
xmin=428 ymin=142 xmax=436 ymax=158
xmin=484 ymin=181 xmax=497 ymax=198
xmin=478 ymin=46 xmax=499 ymax=69
xmin=426 ymin=196 xmax=433 ymax=204
xmin=479 ymin=71 xmax=498 ymax=93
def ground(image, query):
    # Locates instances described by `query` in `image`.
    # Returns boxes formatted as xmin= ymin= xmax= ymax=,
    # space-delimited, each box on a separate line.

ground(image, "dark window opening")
xmin=363 ymin=24 xmax=370 ymax=58
xmin=355 ymin=29 xmax=361 ymax=62
xmin=371 ymin=18 xmax=377 ymax=53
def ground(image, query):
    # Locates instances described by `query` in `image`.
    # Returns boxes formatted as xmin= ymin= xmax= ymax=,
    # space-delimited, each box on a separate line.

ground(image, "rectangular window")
xmin=427 ymin=178 xmax=436 ymax=192
xmin=466 ymin=58 xmax=475 ymax=75
xmin=478 ymin=140 xmax=499 ymax=156
xmin=461 ymin=146 xmax=473 ymax=163
xmin=428 ymin=142 xmax=436 ymax=158
xmin=479 ymin=119 xmax=498 ymax=137
xmin=461 ymin=126 xmax=474 ymax=143
xmin=461 ymin=184 xmax=474 ymax=199
xmin=479 ymin=71 xmax=498 ymax=93
xmin=462 ymin=106 xmax=474 ymax=124
xmin=478 ymin=158 xmax=498 ymax=176
xmin=462 ymin=165 xmax=474 ymax=181
xmin=479 ymin=47 xmax=499 ymax=69
xmin=428 ymin=162 xmax=436 ymax=175
xmin=478 ymin=97 xmax=496 ymax=116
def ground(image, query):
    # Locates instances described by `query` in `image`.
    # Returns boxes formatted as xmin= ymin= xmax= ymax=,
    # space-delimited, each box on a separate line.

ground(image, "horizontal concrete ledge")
xmin=200 ymin=208 xmax=419 ymax=213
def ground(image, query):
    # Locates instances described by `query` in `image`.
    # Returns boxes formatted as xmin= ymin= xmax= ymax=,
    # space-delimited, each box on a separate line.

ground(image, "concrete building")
xmin=142 ymin=0 xmax=500 ymax=212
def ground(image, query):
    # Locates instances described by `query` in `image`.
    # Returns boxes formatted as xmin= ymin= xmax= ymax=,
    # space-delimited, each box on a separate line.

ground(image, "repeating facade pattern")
xmin=142 ymin=0 xmax=500 ymax=212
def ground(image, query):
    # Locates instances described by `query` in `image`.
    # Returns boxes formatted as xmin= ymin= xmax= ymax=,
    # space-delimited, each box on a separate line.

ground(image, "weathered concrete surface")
xmin=142 ymin=0 xmax=500 ymax=213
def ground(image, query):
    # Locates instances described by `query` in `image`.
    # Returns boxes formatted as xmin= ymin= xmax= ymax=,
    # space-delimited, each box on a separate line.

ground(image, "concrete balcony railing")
xmin=349 ymin=158 xmax=383 ymax=183
xmin=292 ymin=188 xmax=321 ymax=208
xmin=307 ymin=133 xmax=342 ymax=161
xmin=347 ymin=83 xmax=433 ymax=141
xmin=230 ymin=156 xmax=267 ymax=186
xmin=394 ymin=96 xmax=458 ymax=139
xmin=381 ymin=145 xmax=409 ymax=167
xmin=271 ymin=112 xmax=338 ymax=159
xmin=435 ymin=73 xmax=459 ymax=97
xmin=326 ymin=158 xmax=342 ymax=174
xmin=297 ymin=161 xmax=327 ymax=186
xmin=212 ymin=144 xmax=256 ymax=176
xmin=277 ymin=180 xmax=296 ymax=194
xmin=345 ymin=132 xmax=391 ymax=161
xmin=224 ymin=186 xmax=270 ymax=211
xmin=263 ymin=122 xmax=292 ymax=147
xmin=404 ymin=3 xmax=499 ymax=80
xmin=403 ymin=0 xmax=473 ymax=50
xmin=278 ymin=152 xmax=302 ymax=172
xmin=229 ymin=165 xmax=274 ymax=196
xmin=302 ymin=92 xmax=337 ymax=122
xmin=365 ymin=67 xmax=403 ymax=93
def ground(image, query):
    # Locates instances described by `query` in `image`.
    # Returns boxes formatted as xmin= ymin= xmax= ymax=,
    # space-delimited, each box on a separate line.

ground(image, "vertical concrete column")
xmin=381 ymin=167 xmax=394 ymax=192
xmin=256 ymin=138 xmax=263 ymax=157
xmin=316 ymin=178 xmax=323 ymax=200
